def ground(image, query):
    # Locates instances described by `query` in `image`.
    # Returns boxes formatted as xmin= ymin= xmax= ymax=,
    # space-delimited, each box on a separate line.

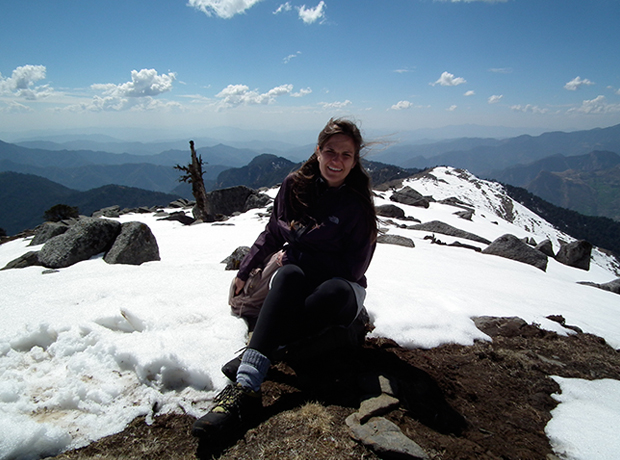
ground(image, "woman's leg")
xmin=247 ymin=264 xmax=309 ymax=357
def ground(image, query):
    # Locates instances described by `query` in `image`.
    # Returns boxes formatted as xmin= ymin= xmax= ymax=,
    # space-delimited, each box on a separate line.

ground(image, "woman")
xmin=192 ymin=118 xmax=377 ymax=437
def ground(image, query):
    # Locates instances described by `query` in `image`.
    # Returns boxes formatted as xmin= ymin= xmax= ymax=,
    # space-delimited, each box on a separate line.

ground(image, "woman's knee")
xmin=270 ymin=264 xmax=305 ymax=291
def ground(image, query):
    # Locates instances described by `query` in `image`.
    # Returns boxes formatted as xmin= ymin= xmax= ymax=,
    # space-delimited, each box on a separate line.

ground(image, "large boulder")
xmin=535 ymin=239 xmax=555 ymax=257
xmin=29 ymin=222 xmax=69 ymax=246
xmin=206 ymin=186 xmax=272 ymax=218
xmin=482 ymin=234 xmax=548 ymax=271
xmin=38 ymin=217 xmax=121 ymax=268
xmin=376 ymin=204 xmax=406 ymax=219
xmin=1 ymin=251 xmax=41 ymax=270
xmin=104 ymin=221 xmax=160 ymax=265
xmin=555 ymin=240 xmax=592 ymax=270
xmin=390 ymin=187 xmax=432 ymax=208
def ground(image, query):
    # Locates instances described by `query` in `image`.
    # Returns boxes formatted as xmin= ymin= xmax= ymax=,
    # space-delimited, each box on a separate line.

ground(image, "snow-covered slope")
xmin=1 ymin=166 xmax=619 ymax=460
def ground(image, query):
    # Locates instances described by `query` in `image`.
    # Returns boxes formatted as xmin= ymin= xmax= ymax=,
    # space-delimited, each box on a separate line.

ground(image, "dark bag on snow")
xmin=229 ymin=250 xmax=282 ymax=322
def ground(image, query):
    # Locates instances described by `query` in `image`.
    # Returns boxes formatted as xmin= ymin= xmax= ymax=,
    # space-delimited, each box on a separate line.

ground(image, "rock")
xmin=158 ymin=211 xmax=196 ymax=225
xmin=346 ymin=414 xmax=429 ymax=460
xmin=104 ymin=221 xmax=160 ymax=265
xmin=92 ymin=205 xmax=120 ymax=218
xmin=207 ymin=186 xmax=271 ymax=217
xmin=38 ymin=217 xmax=121 ymax=268
xmin=376 ymin=204 xmax=406 ymax=219
xmin=473 ymin=316 xmax=528 ymax=337
xmin=169 ymin=198 xmax=193 ymax=208
xmin=1 ymin=251 xmax=41 ymax=270
xmin=578 ymin=278 xmax=620 ymax=295
xmin=454 ymin=209 xmax=474 ymax=221
xmin=482 ymin=234 xmax=548 ymax=271
xmin=408 ymin=220 xmax=491 ymax=245
xmin=358 ymin=394 xmax=401 ymax=423
xmin=29 ymin=222 xmax=69 ymax=246
xmin=555 ymin=240 xmax=592 ymax=270
xmin=536 ymin=239 xmax=555 ymax=257
xmin=377 ymin=234 xmax=415 ymax=248
xmin=222 ymin=246 xmax=250 ymax=270
xmin=243 ymin=192 xmax=272 ymax=212
xmin=390 ymin=186 xmax=432 ymax=208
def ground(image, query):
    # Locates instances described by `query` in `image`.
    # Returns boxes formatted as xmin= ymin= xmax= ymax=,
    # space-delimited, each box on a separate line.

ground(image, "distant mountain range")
xmin=1 ymin=123 xmax=620 ymax=235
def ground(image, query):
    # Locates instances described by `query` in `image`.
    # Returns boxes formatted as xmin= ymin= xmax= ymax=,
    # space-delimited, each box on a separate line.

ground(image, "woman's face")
xmin=316 ymin=134 xmax=357 ymax=188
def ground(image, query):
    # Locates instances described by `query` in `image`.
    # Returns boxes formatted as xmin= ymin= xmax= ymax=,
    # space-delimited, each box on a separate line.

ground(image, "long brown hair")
xmin=289 ymin=118 xmax=377 ymax=241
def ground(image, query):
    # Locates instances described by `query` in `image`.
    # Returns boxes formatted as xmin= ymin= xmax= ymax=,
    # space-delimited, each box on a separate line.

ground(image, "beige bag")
xmin=229 ymin=251 xmax=282 ymax=322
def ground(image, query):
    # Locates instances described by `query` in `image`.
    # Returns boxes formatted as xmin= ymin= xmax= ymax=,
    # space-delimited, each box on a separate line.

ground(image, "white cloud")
xmin=464 ymin=90 xmax=475 ymax=96
xmin=510 ymin=104 xmax=549 ymax=114
xmin=291 ymin=87 xmax=312 ymax=97
xmin=283 ymin=51 xmax=302 ymax=64
xmin=0 ymin=65 xmax=53 ymax=100
xmin=91 ymin=69 xmax=175 ymax=98
xmin=390 ymin=100 xmax=413 ymax=110
xmin=447 ymin=105 xmax=458 ymax=111
xmin=274 ymin=2 xmax=292 ymax=14
xmin=432 ymin=71 xmax=466 ymax=87
xmin=564 ymin=76 xmax=595 ymax=91
xmin=215 ymin=83 xmax=294 ymax=109
xmin=298 ymin=1 xmax=326 ymax=24
xmin=63 ymin=69 xmax=178 ymax=112
xmin=319 ymin=100 xmax=352 ymax=109
xmin=0 ymin=101 xmax=34 ymax=113
xmin=187 ymin=0 xmax=263 ymax=19
xmin=488 ymin=94 xmax=503 ymax=104
xmin=569 ymin=95 xmax=620 ymax=114
xmin=489 ymin=67 xmax=513 ymax=74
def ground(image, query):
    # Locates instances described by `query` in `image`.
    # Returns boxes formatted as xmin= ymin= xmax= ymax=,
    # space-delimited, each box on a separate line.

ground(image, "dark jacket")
xmin=237 ymin=174 xmax=376 ymax=288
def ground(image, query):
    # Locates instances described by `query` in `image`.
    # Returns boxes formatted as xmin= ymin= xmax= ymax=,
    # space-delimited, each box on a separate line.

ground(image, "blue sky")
xmin=1 ymin=0 xmax=620 ymax=141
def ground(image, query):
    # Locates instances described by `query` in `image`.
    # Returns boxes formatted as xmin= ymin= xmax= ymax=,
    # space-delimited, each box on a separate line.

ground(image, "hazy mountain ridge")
xmin=0 ymin=172 xmax=180 ymax=235
xmin=375 ymin=123 xmax=620 ymax=175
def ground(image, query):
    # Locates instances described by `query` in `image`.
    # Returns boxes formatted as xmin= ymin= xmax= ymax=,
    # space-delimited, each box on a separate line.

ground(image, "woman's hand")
xmin=234 ymin=277 xmax=245 ymax=295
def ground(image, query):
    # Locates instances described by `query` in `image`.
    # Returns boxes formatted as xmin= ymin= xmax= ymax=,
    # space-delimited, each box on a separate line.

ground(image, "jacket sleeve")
xmin=236 ymin=177 xmax=291 ymax=281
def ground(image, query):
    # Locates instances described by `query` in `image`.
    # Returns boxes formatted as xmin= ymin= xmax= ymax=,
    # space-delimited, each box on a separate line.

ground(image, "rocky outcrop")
xmin=346 ymin=375 xmax=429 ymax=460
xmin=29 ymin=222 xmax=69 ymax=246
xmin=376 ymin=204 xmax=406 ymax=219
xmin=482 ymin=234 xmax=548 ymax=271
xmin=38 ymin=217 xmax=122 ymax=269
xmin=103 ymin=221 xmax=160 ymax=265
xmin=3 ymin=217 xmax=160 ymax=270
xmin=556 ymin=240 xmax=592 ymax=270
xmin=535 ymin=239 xmax=555 ymax=257
xmin=222 ymin=246 xmax=251 ymax=270
xmin=207 ymin=186 xmax=272 ymax=218
xmin=390 ymin=187 xmax=432 ymax=208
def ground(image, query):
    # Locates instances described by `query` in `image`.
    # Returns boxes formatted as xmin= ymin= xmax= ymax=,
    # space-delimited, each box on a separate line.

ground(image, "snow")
xmin=1 ymin=166 xmax=619 ymax=460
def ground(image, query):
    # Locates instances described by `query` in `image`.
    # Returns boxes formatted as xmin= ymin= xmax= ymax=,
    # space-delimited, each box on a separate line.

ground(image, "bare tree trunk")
xmin=175 ymin=141 xmax=213 ymax=222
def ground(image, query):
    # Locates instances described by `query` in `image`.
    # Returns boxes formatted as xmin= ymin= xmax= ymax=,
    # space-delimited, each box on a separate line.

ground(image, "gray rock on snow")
xmin=104 ymin=221 xmax=160 ymax=265
xmin=555 ymin=240 xmax=592 ymax=271
xmin=38 ymin=217 xmax=122 ymax=269
xmin=482 ymin=234 xmax=548 ymax=272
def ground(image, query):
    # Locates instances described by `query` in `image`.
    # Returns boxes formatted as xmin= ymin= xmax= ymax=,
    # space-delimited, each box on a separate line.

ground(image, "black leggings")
xmin=248 ymin=264 xmax=358 ymax=359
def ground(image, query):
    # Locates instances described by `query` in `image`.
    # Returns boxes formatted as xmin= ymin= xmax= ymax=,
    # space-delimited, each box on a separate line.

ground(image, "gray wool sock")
xmin=236 ymin=348 xmax=271 ymax=392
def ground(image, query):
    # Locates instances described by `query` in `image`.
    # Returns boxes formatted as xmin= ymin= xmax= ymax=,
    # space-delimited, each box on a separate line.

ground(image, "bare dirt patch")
xmin=53 ymin=316 xmax=620 ymax=460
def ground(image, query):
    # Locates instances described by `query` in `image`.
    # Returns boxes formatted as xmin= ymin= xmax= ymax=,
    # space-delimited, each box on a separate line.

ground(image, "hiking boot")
xmin=221 ymin=355 xmax=242 ymax=381
xmin=191 ymin=383 xmax=261 ymax=438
